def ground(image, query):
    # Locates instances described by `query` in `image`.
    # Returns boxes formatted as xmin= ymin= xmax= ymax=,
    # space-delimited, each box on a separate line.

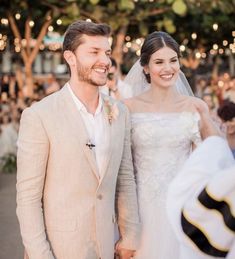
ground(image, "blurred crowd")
xmin=0 ymin=69 xmax=235 ymax=168
xmin=0 ymin=73 xmax=62 ymax=166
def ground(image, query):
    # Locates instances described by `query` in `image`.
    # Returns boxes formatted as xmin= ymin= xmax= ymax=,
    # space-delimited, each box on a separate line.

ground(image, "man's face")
xmin=72 ymin=35 xmax=112 ymax=87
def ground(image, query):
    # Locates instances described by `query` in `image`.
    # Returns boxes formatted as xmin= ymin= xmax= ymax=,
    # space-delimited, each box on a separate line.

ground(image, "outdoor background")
xmin=0 ymin=0 xmax=235 ymax=258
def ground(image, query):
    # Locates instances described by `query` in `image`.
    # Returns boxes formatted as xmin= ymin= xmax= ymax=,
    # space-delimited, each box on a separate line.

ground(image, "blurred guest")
xmin=217 ymin=100 xmax=235 ymax=158
xmin=223 ymin=76 xmax=235 ymax=103
xmin=0 ymin=74 xmax=10 ymax=98
xmin=45 ymin=73 xmax=60 ymax=95
xmin=0 ymin=112 xmax=18 ymax=158
xmin=100 ymin=57 xmax=133 ymax=99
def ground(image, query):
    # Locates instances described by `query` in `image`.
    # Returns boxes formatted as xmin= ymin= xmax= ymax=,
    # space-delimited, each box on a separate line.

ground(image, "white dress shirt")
xmin=67 ymin=84 xmax=110 ymax=179
xmin=99 ymin=79 xmax=133 ymax=99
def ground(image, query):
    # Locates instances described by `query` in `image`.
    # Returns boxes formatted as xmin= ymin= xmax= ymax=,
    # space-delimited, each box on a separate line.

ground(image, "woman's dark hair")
xmin=217 ymin=100 xmax=235 ymax=121
xmin=140 ymin=31 xmax=180 ymax=83
xmin=63 ymin=20 xmax=111 ymax=53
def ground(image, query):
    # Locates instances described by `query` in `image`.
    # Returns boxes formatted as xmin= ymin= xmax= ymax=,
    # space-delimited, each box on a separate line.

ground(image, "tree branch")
xmin=7 ymin=12 xmax=28 ymax=64
xmin=29 ymin=11 xmax=52 ymax=65
xmin=25 ymin=17 xmax=31 ymax=56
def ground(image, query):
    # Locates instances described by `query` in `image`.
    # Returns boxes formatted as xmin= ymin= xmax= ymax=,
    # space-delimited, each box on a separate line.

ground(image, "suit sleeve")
xmin=115 ymin=105 xmax=141 ymax=250
xmin=16 ymin=107 xmax=55 ymax=259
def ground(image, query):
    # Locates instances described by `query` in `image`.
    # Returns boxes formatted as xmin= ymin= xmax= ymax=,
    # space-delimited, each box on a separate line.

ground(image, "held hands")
xmin=115 ymin=248 xmax=135 ymax=259
xmin=115 ymin=243 xmax=135 ymax=259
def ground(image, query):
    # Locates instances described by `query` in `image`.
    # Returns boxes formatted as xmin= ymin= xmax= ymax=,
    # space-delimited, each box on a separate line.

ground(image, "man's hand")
xmin=115 ymin=247 xmax=135 ymax=259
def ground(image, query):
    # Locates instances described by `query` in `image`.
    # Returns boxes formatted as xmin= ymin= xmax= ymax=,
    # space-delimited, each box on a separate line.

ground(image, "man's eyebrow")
xmin=88 ymin=47 xmax=112 ymax=52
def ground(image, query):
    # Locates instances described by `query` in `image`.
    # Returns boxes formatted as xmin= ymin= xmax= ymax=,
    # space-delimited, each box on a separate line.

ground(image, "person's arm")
xmin=194 ymin=97 xmax=222 ymax=140
xmin=115 ymin=105 xmax=141 ymax=258
xmin=16 ymin=107 xmax=54 ymax=259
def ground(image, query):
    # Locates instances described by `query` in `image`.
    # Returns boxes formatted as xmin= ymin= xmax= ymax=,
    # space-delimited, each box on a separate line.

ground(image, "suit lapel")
xmin=99 ymin=95 xmax=117 ymax=182
xmin=100 ymin=109 xmax=113 ymax=182
xmin=60 ymin=85 xmax=100 ymax=180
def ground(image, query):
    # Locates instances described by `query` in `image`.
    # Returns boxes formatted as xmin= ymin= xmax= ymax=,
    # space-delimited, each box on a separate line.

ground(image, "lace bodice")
xmin=131 ymin=112 xmax=201 ymax=205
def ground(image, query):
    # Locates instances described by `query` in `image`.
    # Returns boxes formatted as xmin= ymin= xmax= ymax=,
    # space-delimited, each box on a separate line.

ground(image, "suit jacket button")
xmin=97 ymin=194 xmax=103 ymax=200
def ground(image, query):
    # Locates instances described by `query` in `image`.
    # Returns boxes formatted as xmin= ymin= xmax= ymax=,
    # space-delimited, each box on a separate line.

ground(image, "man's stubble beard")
xmin=76 ymin=61 xmax=107 ymax=87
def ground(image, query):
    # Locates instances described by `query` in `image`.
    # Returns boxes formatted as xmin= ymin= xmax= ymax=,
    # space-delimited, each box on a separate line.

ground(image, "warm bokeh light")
xmin=191 ymin=33 xmax=197 ymax=40
xmin=1 ymin=18 xmax=9 ymax=25
xmin=223 ymin=40 xmax=228 ymax=46
xmin=29 ymin=20 xmax=34 ymax=27
xmin=48 ymin=26 xmax=54 ymax=32
xmin=56 ymin=19 xmax=62 ymax=25
xmin=212 ymin=23 xmax=218 ymax=31
xmin=15 ymin=13 xmax=21 ymax=20
xmin=180 ymin=45 xmax=186 ymax=51
xmin=195 ymin=52 xmax=201 ymax=59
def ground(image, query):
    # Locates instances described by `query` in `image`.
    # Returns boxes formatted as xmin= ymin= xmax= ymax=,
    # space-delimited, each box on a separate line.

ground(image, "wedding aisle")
xmin=0 ymin=173 xmax=24 ymax=259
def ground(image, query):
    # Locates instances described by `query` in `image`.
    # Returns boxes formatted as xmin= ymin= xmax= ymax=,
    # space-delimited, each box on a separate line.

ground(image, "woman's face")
xmin=145 ymin=46 xmax=180 ymax=89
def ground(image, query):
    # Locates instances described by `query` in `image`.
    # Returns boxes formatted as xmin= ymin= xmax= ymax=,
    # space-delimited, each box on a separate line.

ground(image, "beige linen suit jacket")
xmin=16 ymin=85 xmax=140 ymax=259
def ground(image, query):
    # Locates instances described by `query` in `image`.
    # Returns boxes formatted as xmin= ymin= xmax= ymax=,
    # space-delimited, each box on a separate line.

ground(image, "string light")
xmin=180 ymin=45 xmax=186 ymax=52
xmin=29 ymin=20 xmax=34 ymax=27
xmin=218 ymin=48 xmax=224 ymax=54
xmin=212 ymin=23 xmax=218 ymax=31
xmin=223 ymin=40 xmax=228 ymax=46
xmin=123 ymin=46 xmax=128 ymax=53
xmin=191 ymin=33 xmax=197 ymax=40
xmin=56 ymin=19 xmax=62 ymax=25
xmin=1 ymin=18 xmax=8 ymax=25
xmin=201 ymin=53 xmax=207 ymax=58
xmin=195 ymin=52 xmax=201 ymax=59
xmin=15 ymin=13 xmax=21 ymax=20
xmin=48 ymin=26 xmax=54 ymax=32
xmin=213 ymin=44 xmax=219 ymax=50
xmin=210 ymin=49 xmax=216 ymax=55
xmin=135 ymin=38 xmax=142 ymax=45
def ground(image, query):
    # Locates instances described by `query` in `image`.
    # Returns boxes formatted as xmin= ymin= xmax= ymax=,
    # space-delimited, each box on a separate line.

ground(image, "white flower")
xmin=104 ymin=99 xmax=119 ymax=125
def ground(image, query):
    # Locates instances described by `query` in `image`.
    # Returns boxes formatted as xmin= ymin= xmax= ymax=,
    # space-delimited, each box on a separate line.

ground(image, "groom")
xmin=16 ymin=20 xmax=140 ymax=259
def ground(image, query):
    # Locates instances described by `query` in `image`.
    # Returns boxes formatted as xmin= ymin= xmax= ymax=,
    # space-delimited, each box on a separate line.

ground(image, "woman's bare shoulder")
xmin=124 ymin=97 xmax=141 ymax=113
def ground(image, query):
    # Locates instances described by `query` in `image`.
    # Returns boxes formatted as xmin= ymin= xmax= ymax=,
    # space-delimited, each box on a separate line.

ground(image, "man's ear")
xmin=63 ymin=50 xmax=76 ymax=67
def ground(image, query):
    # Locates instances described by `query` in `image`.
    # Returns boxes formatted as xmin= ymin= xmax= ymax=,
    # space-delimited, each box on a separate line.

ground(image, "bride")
xmin=124 ymin=31 xmax=209 ymax=259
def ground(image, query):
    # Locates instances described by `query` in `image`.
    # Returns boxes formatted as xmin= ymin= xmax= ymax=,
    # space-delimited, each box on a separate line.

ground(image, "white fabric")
xmin=99 ymin=79 xmax=133 ymax=99
xmin=124 ymin=59 xmax=194 ymax=97
xmin=167 ymin=136 xmax=235 ymax=259
xmin=67 ymin=84 xmax=109 ymax=178
xmin=131 ymin=111 xmax=201 ymax=259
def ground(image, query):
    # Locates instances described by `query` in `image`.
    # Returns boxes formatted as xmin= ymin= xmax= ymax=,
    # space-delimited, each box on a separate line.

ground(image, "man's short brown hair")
xmin=63 ymin=20 xmax=111 ymax=53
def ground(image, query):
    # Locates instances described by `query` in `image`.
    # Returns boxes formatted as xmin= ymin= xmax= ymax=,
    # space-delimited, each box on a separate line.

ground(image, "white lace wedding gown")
xmin=131 ymin=112 xmax=201 ymax=259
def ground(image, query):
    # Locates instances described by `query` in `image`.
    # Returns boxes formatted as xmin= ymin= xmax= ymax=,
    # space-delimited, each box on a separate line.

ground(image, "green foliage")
xmin=89 ymin=0 xmax=100 ymax=4
xmin=118 ymin=0 xmax=135 ymax=11
xmin=0 ymin=153 xmax=17 ymax=174
xmin=163 ymin=18 xmax=176 ymax=33
xmin=172 ymin=0 xmax=187 ymax=16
